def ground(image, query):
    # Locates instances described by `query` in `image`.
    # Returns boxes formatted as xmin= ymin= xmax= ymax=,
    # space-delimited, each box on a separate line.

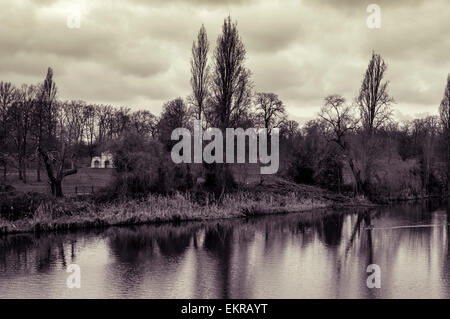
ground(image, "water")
xmin=1 ymin=201 xmax=450 ymax=299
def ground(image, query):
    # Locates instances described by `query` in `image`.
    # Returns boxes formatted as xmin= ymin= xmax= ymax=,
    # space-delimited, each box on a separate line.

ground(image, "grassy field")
xmin=4 ymin=168 xmax=115 ymax=195
xmin=5 ymin=163 xmax=264 ymax=196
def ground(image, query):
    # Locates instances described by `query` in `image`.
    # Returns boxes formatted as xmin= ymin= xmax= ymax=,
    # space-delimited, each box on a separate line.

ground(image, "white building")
xmin=91 ymin=152 xmax=114 ymax=168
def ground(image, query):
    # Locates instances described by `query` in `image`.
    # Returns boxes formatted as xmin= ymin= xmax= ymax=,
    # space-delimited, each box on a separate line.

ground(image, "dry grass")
xmin=0 ymin=190 xmax=331 ymax=235
xmin=0 ymin=174 xmax=371 ymax=235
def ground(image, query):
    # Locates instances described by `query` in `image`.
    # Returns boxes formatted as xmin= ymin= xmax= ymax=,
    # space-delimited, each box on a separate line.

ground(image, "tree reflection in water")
xmin=2 ymin=202 xmax=450 ymax=298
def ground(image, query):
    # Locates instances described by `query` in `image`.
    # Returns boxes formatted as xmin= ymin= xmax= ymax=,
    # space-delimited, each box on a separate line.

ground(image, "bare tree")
xmin=0 ymin=82 xmax=17 ymax=181
xmin=356 ymin=53 xmax=394 ymax=189
xmin=279 ymin=120 xmax=300 ymax=139
xmin=94 ymin=104 xmax=130 ymax=142
xmin=131 ymin=110 xmax=158 ymax=138
xmin=190 ymin=24 xmax=209 ymax=122
xmin=111 ymin=107 xmax=131 ymax=138
xmin=60 ymin=100 xmax=87 ymax=168
xmin=62 ymin=101 xmax=86 ymax=145
xmin=96 ymin=104 xmax=114 ymax=144
xmin=35 ymin=70 xmax=77 ymax=197
xmin=206 ymin=16 xmax=253 ymax=196
xmin=157 ymin=98 xmax=189 ymax=151
xmin=254 ymin=92 xmax=286 ymax=134
xmin=83 ymin=104 xmax=97 ymax=160
xmin=38 ymin=144 xmax=77 ymax=197
xmin=413 ymin=116 xmax=439 ymax=196
xmin=357 ymin=52 xmax=394 ymax=135
xmin=37 ymin=101 xmax=77 ymax=198
xmin=209 ymin=16 xmax=252 ymax=130
xmin=95 ymin=106 xmax=131 ymax=141
xmin=439 ymin=74 xmax=450 ymax=195
xmin=10 ymin=85 xmax=36 ymax=183
xmin=34 ymin=67 xmax=58 ymax=182
xmin=319 ymin=94 xmax=363 ymax=195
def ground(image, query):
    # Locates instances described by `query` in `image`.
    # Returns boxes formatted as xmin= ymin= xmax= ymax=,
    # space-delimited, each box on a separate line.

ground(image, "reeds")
xmin=0 ymin=190 xmax=330 ymax=234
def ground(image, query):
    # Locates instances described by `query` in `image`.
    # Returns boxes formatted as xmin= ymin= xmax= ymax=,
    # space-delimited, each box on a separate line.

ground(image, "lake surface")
xmin=2 ymin=201 xmax=450 ymax=299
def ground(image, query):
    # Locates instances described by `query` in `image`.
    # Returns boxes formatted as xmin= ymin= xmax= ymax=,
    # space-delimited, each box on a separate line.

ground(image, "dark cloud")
xmin=318 ymin=0 xmax=428 ymax=10
xmin=1 ymin=0 xmax=449 ymax=122
xmin=128 ymin=0 xmax=259 ymax=7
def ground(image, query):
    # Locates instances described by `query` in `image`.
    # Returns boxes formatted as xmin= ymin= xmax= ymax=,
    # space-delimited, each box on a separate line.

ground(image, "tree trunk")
xmin=2 ymin=164 xmax=6 ymax=183
xmin=337 ymin=165 xmax=342 ymax=194
xmin=22 ymin=160 xmax=27 ymax=184
xmin=48 ymin=175 xmax=64 ymax=197
xmin=337 ymin=139 xmax=364 ymax=197
xmin=54 ymin=179 xmax=64 ymax=198
xmin=18 ymin=159 xmax=23 ymax=180
xmin=38 ymin=146 xmax=77 ymax=198
xmin=446 ymin=134 xmax=450 ymax=197
xmin=37 ymin=157 xmax=41 ymax=182
xmin=348 ymin=157 xmax=364 ymax=196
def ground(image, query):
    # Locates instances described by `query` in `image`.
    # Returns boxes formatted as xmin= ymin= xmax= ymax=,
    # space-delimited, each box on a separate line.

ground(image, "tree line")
xmin=1 ymin=16 xmax=450 ymax=202
xmin=0 ymin=69 xmax=160 ymax=196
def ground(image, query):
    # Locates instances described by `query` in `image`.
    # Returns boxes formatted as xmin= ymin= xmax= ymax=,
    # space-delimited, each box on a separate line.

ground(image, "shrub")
xmin=0 ymin=192 xmax=50 ymax=221
xmin=314 ymin=152 xmax=343 ymax=191
xmin=287 ymin=151 xmax=315 ymax=185
xmin=109 ymin=132 xmax=193 ymax=198
xmin=0 ymin=184 xmax=15 ymax=193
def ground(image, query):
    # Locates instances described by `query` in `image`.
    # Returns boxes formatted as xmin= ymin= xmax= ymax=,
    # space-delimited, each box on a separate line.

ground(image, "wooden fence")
xmin=73 ymin=186 xmax=96 ymax=196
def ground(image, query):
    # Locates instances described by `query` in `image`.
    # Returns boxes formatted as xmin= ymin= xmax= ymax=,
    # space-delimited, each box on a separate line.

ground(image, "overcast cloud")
xmin=1 ymin=0 xmax=449 ymax=124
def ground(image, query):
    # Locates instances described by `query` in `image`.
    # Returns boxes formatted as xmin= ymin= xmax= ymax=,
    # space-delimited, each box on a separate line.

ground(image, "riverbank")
xmin=0 ymin=177 xmax=373 ymax=235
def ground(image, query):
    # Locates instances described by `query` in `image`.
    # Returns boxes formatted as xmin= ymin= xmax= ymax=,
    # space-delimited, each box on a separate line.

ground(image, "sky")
xmin=1 ymin=0 xmax=450 ymax=125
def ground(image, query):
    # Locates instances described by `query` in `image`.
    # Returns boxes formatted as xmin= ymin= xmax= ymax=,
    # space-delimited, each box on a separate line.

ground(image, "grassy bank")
xmin=0 ymin=177 xmax=372 ymax=235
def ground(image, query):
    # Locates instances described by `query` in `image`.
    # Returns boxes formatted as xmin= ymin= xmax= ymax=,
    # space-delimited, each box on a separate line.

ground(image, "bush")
xmin=314 ymin=152 xmax=343 ymax=191
xmin=0 ymin=184 xmax=15 ymax=193
xmin=0 ymin=192 xmax=50 ymax=221
xmin=287 ymin=151 xmax=315 ymax=185
xmin=202 ymin=163 xmax=236 ymax=197
xmin=109 ymin=132 xmax=193 ymax=198
xmin=364 ymin=159 xmax=423 ymax=202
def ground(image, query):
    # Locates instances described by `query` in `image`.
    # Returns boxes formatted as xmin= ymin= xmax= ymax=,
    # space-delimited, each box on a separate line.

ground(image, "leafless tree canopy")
xmin=319 ymin=94 xmax=356 ymax=146
xmin=209 ymin=16 xmax=252 ymax=129
xmin=0 ymin=82 xmax=17 ymax=180
xmin=357 ymin=52 xmax=394 ymax=135
xmin=10 ymin=84 xmax=36 ymax=183
xmin=439 ymin=74 xmax=450 ymax=131
xmin=439 ymin=74 xmax=450 ymax=195
xmin=158 ymin=98 xmax=189 ymax=151
xmin=254 ymin=92 xmax=286 ymax=133
xmin=0 ymin=82 xmax=17 ymax=114
xmin=319 ymin=94 xmax=363 ymax=194
xmin=131 ymin=110 xmax=158 ymax=138
xmin=190 ymin=25 xmax=209 ymax=121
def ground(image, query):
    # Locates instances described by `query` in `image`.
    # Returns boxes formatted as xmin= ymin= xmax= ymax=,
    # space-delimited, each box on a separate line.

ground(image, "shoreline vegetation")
xmin=0 ymin=177 xmax=373 ymax=235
